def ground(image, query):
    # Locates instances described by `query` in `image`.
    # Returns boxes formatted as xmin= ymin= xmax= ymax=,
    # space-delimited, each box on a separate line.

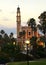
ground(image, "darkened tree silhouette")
xmin=38 ymin=11 xmax=46 ymax=35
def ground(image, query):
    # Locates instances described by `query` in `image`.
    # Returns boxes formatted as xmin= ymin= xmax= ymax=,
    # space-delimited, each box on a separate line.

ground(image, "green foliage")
xmin=1 ymin=43 xmax=20 ymax=57
xmin=0 ymin=52 xmax=10 ymax=63
xmin=0 ymin=30 xmax=19 ymax=63
xmin=27 ymin=18 xmax=36 ymax=27
xmin=38 ymin=11 xmax=46 ymax=22
xmin=38 ymin=11 xmax=46 ymax=34
xmin=30 ymin=36 xmax=37 ymax=45
xmin=0 ymin=35 xmax=2 ymax=40
xmin=40 ymin=36 xmax=46 ymax=42
xmin=0 ymin=30 xmax=5 ymax=34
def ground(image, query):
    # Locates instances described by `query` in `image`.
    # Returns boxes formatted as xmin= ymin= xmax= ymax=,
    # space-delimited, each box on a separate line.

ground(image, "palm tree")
xmin=0 ymin=30 xmax=5 ymax=38
xmin=9 ymin=32 xmax=13 ymax=39
xmin=27 ymin=18 xmax=37 ymax=36
xmin=0 ymin=30 xmax=5 ymax=47
xmin=3 ymin=33 xmax=10 ymax=43
xmin=0 ymin=30 xmax=5 ymax=34
xmin=27 ymin=18 xmax=36 ymax=27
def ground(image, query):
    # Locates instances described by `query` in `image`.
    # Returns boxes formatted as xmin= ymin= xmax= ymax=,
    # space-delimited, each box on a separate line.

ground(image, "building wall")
xmin=16 ymin=7 xmax=42 ymax=50
xmin=22 ymin=26 xmax=33 ymax=40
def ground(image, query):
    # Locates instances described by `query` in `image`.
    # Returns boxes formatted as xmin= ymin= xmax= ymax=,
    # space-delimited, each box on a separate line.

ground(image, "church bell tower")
xmin=16 ymin=7 xmax=21 ymax=42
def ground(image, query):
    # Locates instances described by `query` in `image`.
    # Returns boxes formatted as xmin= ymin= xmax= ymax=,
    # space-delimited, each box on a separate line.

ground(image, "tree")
xmin=0 ymin=30 xmax=5 ymax=47
xmin=30 ymin=36 xmax=38 ymax=57
xmin=1 ymin=41 xmax=21 ymax=61
xmin=37 ymin=24 xmax=42 ymax=30
xmin=27 ymin=18 xmax=37 ymax=37
xmin=0 ymin=30 xmax=18 ymax=62
xmin=3 ymin=33 xmax=10 ymax=43
xmin=0 ymin=35 xmax=2 ymax=40
xmin=0 ymin=30 xmax=5 ymax=38
xmin=36 ymin=37 xmax=46 ymax=58
xmin=42 ymin=22 xmax=46 ymax=34
xmin=9 ymin=32 xmax=14 ymax=44
xmin=38 ymin=11 xmax=46 ymax=35
xmin=30 ymin=36 xmax=37 ymax=49
xmin=38 ymin=11 xmax=46 ymax=24
xmin=9 ymin=32 xmax=13 ymax=39
xmin=27 ymin=18 xmax=36 ymax=28
xmin=27 ymin=18 xmax=37 ymax=32
xmin=0 ymin=30 xmax=5 ymax=34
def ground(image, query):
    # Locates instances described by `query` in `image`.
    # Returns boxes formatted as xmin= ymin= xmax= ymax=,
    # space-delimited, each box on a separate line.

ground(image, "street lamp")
xmin=25 ymin=39 xmax=30 ymax=65
xmin=13 ymin=42 xmax=16 ymax=45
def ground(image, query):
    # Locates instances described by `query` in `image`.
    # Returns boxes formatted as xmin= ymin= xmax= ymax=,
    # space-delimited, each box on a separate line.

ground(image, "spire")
xmin=17 ymin=6 xmax=20 ymax=12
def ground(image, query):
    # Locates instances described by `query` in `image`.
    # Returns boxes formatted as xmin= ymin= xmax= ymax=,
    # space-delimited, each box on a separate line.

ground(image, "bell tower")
xmin=16 ymin=7 xmax=21 ymax=41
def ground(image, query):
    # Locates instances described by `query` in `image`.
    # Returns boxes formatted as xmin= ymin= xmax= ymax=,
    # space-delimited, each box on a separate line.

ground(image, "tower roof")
xmin=17 ymin=6 xmax=20 ymax=11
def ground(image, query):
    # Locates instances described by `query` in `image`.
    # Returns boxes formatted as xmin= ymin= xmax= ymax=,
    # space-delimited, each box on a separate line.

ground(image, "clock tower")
xmin=16 ymin=7 xmax=21 ymax=42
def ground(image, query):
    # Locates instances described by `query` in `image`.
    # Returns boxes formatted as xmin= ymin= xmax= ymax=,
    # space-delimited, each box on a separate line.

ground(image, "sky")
xmin=0 ymin=0 xmax=46 ymax=37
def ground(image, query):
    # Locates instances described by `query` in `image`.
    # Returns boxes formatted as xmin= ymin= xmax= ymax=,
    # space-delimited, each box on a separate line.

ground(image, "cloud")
xmin=0 ymin=9 xmax=2 ymax=12
xmin=2 ymin=17 xmax=10 ymax=21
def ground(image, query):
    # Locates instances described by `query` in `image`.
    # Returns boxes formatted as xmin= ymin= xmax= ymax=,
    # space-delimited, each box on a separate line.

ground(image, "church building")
xmin=16 ymin=7 xmax=42 ymax=50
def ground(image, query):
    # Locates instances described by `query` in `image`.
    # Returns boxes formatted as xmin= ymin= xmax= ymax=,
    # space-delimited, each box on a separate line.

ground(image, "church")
xmin=16 ymin=7 xmax=43 ymax=50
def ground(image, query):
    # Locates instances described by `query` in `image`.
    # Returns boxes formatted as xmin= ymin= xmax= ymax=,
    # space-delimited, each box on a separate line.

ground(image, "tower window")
xmin=28 ymin=32 xmax=31 ymax=35
xmin=17 ymin=13 xmax=20 ymax=16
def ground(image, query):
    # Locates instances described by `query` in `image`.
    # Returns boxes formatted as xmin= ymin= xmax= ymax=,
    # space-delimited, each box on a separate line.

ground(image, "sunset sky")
xmin=0 ymin=0 xmax=46 ymax=37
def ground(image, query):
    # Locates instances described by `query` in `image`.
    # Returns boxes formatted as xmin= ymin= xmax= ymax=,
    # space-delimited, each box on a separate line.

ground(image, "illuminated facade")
xmin=16 ymin=7 xmax=42 ymax=49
